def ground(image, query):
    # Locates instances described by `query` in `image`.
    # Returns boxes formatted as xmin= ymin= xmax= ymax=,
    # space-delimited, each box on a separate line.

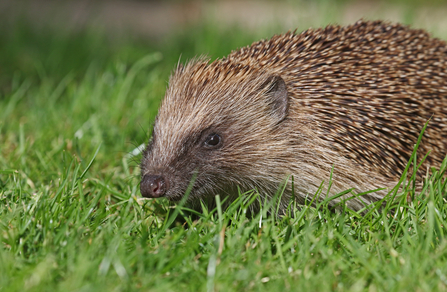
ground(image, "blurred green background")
xmin=2 ymin=0 xmax=447 ymax=86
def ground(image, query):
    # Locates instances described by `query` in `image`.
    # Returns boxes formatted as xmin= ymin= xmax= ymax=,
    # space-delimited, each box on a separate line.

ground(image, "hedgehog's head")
xmin=140 ymin=58 xmax=292 ymax=205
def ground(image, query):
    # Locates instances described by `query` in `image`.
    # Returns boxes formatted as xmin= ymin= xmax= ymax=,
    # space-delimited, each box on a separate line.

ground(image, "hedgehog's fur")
xmin=140 ymin=20 xmax=447 ymax=212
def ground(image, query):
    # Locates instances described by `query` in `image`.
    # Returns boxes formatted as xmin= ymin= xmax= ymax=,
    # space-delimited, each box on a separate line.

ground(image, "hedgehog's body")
xmin=140 ymin=20 xmax=447 ymax=212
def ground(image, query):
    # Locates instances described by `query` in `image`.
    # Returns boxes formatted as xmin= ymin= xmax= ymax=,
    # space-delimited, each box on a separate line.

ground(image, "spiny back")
xmin=140 ymin=20 xmax=447 ymax=212
xmin=226 ymin=20 xmax=447 ymax=179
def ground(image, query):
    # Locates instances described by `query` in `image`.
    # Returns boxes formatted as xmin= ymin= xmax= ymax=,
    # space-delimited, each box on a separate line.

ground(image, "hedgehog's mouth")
xmin=165 ymin=178 xmax=234 ymax=205
xmin=165 ymin=182 xmax=206 ymax=203
xmin=140 ymin=167 xmax=192 ymax=200
xmin=164 ymin=189 xmax=185 ymax=202
xmin=141 ymin=166 xmax=237 ymax=205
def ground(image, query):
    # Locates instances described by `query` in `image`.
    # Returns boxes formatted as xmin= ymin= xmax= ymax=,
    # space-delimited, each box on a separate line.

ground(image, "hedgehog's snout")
xmin=140 ymin=174 xmax=168 ymax=198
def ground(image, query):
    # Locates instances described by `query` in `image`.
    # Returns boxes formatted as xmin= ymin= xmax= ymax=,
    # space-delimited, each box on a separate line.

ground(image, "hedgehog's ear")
xmin=262 ymin=75 xmax=289 ymax=123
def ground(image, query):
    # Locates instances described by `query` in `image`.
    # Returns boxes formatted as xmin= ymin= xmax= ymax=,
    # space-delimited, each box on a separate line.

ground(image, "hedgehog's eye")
xmin=204 ymin=133 xmax=222 ymax=147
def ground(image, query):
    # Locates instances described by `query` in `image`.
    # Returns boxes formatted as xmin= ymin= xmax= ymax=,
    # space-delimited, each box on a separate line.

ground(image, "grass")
xmin=1 ymin=15 xmax=447 ymax=292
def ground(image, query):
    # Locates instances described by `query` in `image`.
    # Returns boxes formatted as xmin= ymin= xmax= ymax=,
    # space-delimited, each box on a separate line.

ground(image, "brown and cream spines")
xmin=140 ymin=20 xmax=447 ymax=213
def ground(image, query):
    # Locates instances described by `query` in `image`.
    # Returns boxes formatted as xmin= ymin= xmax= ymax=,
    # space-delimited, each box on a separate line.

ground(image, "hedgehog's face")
xmin=140 ymin=61 xmax=290 ymax=205
xmin=140 ymin=122 xmax=230 ymax=203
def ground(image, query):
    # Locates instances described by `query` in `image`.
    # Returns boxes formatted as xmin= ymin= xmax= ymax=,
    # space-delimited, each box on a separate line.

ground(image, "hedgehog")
xmin=139 ymin=20 xmax=447 ymax=213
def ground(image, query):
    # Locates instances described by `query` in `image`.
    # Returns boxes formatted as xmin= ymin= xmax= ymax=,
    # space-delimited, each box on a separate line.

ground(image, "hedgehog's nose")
xmin=140 ymin=174 xmax=167 ymax=198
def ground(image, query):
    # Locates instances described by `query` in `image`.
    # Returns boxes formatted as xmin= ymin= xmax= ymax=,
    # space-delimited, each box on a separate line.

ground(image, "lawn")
xmin=2 ymin=6 xmax=447 ymax=292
